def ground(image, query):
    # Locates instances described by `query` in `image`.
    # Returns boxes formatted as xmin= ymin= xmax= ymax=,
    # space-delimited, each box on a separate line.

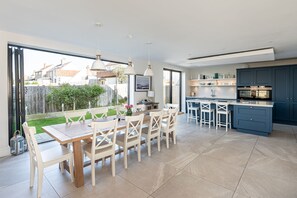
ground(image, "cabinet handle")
xmin=250 ymin=118 xmax=253 ymax=121
xmin=250 ymin=106 xmax=253 ymax=109
xmin=291 ymin=98 xmax=293 ymax=100
xmin=287 ymin=98 xmax=289 ymax=100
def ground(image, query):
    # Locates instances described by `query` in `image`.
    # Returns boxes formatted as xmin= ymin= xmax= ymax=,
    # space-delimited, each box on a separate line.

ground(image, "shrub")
xmin=47 ymin=84 xmax=105 ymax=110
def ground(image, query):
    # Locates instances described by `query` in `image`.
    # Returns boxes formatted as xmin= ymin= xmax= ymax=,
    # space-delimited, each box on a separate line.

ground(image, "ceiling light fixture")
xmin=144 ymin=42 xmax=153 ymax=76
xmin=91 ymin=22 xmax=106 ymax=71
xmin=124 ymin=34 xmax=136 ymax=75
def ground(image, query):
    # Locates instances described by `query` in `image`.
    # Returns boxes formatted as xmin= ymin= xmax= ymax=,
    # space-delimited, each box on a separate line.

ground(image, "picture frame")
xmin=135 ymin=75 xmax=151 ymax=92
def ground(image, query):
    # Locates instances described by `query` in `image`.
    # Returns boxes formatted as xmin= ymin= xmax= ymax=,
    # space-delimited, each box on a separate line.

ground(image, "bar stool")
xmin=200 ymin=101 xmax=215 ymax=128
xmin=186 ymin=100 xmax=199 ymax=124
xmin=216 ymin=102 xmax=231 ymax=131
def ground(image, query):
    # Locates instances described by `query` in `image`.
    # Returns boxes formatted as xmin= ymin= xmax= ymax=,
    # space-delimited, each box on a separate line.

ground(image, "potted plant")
xmin=125 ymin=104 xmax=133 ymax=116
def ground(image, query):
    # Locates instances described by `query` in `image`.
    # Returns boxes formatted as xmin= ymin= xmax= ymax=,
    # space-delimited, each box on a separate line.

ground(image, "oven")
xmin=237 ymin=86 xmax=272 ymax=101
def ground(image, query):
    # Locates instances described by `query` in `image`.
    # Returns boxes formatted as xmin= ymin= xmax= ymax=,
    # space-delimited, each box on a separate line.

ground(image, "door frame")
xmin=163 ymin=68 xmax=182 ymax=110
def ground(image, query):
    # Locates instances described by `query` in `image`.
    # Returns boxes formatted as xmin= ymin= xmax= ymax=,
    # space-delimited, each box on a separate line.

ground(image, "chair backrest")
xmin=89 ymin=107 xmax=108 ymax=120
xmin=165 ymin=103 xmax=179 ymax=111
xmin=200 ymin=102 xmax=212 ymax=112
xmin=90 ymin=119 xmax=118 ymax=156
xmin=216 ymin=102 xmax=229 ymax=113
xmin=164 ymin=108 xmax=178 ymax=131
xmin=125 ymin=114 xmax=144 ymax=143
xmin=186 ymin=100 xmax=198 ymax=109
xmin=135 ymin=104 xmax=146 ymax=112
xmin=148 ymin=111 xmax=163 ymax=135
xmin=64 ymin=110 xmax=87 ymax=123
xmin=22 ymin=122 xmax=42 ymax=166
xmin=115 ymin=105 xmax=126 ymax=117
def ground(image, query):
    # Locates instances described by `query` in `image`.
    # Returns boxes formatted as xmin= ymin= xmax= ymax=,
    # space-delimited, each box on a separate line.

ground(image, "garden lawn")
xmin=27 ymin=109 xmax=117 ymax=134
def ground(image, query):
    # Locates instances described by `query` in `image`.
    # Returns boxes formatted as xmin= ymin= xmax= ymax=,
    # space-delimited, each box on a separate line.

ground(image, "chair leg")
xmin=30 ymin=159 xmax=35 ymax=188
xmin=59 ymin=161 xmax=65 ymax=173
xmin=173 ymin=131 xmax=176 ymax=145
xmin=102 ymin=157 xmax=105 ymax=166
xmin=69 ymin=156 xmax=74 ymax=182
xmin=37 ymin=168 xmax=43 ymax=198
xmin=216 ymin=112 xmax=218 ymax=130
xmin=138 ymin=143 xmax=141 ymax=162
xmin=111 ymin=154 xmax=115 ymax=177
xmin=157 ymin=135 xmax=161 ymax=152
xmin=147 ymin=138 xmax=151 ymax=156
xmin=200 ymin=111 xmax=202 ymax=126
xmin=124 ymin=148 xmax=128 ymax=169
xmin=166 ymin=133 xmax=169 ymax=149
xmin=91 ymin=160 xmax=95 ymax=186
xmin=209 ymin=112 xmax=211 ymax=128
xmin=226 ymin=114 xmax=229 ymax=132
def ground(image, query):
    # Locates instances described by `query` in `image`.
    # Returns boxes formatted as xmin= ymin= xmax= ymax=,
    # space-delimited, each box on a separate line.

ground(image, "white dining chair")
xmin=115 ymin=105 xmax=126 ymax=117
xmin=161 ymin=108 xmax=178 ymax=149
xmin=116 ymin=114 xmax=144 ymax=169
xmin=186 ymin=100 xmax=199 ymax=124
xmin=135 ymin=104 xmax=146 ymax=112
xmin=22 ymin=122 xmax=74 ymax=198
xmin=216 ymin=102 xmax=232 ymax=131
xmin=141 ymin=111 xmax=163 ymax=156
xmin=164 ymin=103 xmax=179 ymax=110
xmin=64 ymin=110 xmax=87 ymax=123
xmin=89 ymin=107 xmax=108 ymax=120
xmin=84 ymin=119 xmax=118 ymax=186
xmin=200 ymin=101 xmax=215 ymax=128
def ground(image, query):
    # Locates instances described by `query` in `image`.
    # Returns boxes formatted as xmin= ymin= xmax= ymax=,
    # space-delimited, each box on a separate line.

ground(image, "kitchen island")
xmin=185 ymin=97 xmax=274 ymax=136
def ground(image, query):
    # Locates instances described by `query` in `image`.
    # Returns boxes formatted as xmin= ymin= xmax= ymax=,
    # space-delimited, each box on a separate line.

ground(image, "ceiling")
xmin=1 ymin=0 xmax=297 ymax=67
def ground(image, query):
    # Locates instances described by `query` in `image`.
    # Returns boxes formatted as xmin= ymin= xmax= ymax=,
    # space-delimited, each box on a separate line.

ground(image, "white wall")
xmin=0 ymin=30 xmax=189 ymax=157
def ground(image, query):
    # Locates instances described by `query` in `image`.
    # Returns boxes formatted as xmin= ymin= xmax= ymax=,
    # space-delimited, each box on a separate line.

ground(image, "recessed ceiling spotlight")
xmin=94 ymin=22 xmax=102 ymax=27
xmin=127 ymin=34 xmax=133 ymax=39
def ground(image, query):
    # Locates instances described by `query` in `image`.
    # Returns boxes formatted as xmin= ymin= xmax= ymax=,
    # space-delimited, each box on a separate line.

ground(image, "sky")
xmin=23 ymin=48 xmax=94 ymax=76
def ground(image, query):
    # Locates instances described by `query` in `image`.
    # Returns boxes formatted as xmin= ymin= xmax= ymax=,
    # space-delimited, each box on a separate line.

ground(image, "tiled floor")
xmin=1 ymin=115 xmax=297 ymax=198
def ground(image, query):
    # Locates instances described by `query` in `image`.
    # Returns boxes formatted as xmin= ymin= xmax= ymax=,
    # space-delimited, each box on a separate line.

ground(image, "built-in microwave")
xmin=237 ymin=86 xmax=272 ymax=101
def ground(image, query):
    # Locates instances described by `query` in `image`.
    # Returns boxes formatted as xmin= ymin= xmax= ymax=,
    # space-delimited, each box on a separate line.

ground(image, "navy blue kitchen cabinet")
xmin=237 ymin=68 xmax=272 ymax=86
xmin=273 ymin=65 xmax=297 ymax=124
xmin=233 ymin=105 xmax=272 ymax=136
xmin=273 ymin=66 xmax=290 ymax=122
xmin=290 ymin=66 xmax=297 ymax=122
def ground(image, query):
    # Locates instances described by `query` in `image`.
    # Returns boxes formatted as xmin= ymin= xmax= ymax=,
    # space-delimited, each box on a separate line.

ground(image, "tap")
xmin=211 ymin=88 xmax=216 ymax=98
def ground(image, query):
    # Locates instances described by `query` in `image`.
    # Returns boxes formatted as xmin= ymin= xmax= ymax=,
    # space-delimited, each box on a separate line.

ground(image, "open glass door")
xmin=8 ymin=45 xmax=25 ymax=140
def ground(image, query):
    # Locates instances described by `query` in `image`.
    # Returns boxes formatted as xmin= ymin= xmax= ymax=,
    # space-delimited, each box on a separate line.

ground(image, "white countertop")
xmin=186 ymin=99 xmax=274 ymax=107
xmin=231 ymin=101 xmax=274 ymax=107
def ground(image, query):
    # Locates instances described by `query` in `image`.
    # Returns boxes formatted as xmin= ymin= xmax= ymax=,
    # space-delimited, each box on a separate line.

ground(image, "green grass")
xmin=27 ymin=109 xmax=117 ymax=134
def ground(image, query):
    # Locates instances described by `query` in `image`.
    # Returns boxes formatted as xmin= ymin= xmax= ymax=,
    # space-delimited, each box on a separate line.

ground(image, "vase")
xmin=126 ymin=108 xmax=132 ymax=116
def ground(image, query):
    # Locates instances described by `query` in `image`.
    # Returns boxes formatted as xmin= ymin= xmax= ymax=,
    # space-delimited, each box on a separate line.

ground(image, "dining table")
xmin=42 ymin=109 xmax=183 ymax=188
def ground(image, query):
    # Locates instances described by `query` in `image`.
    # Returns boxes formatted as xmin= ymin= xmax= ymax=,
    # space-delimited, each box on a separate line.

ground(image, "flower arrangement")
xmin=125 ymin=104 xmax=133 ymax=116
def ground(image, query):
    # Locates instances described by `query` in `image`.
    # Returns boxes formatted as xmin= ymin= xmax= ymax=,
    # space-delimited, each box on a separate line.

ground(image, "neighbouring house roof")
xmin=96 ymin=71 xmax=116 ymax=78
xmin=56 ymin=69 xmax=80 ymax=77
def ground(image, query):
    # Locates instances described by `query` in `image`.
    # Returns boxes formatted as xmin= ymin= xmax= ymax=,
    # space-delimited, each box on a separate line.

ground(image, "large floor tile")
xmin=202 ymin=143 xmax=253 ymax=167
xmin=152 ymin=171 xmax=233 ymax=198
xmin=0 ymin=178 xmax=59 ymax=198
xmin=63 ymin=175 xmax=148 ymax=198
xmin=254 ymin=139 xmax=297 ymax=164
xmin=184 ymin=155 xmax=244 ymax=191
xmin=118 ymin=157 xmax=178 ymax=194
xmin=236 ymin=168 xmax=297 ymax=198
xmin=247 ymin=149 xmax=297 ymax=183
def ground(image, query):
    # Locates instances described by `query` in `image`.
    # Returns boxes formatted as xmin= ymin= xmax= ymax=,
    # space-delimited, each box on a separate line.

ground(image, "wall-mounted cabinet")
xmin=237 ymin=68 xmax=272 ymax=86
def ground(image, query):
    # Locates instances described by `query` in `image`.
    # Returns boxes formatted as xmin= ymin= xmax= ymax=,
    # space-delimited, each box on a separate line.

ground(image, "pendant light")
xmin=91 ymin=23 xmax=106 ymax=71
xmin=144 ymin=42 xmax=153 ymax=76
xmin=124 ymin=58 xmax=136 ymax=75
xmin=124 ymin=34 xmax=136 ymax=75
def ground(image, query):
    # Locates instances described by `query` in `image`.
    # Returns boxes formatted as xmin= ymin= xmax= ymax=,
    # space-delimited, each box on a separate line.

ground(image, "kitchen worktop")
xmin=186 ymin=97 xmax=273 ymax=107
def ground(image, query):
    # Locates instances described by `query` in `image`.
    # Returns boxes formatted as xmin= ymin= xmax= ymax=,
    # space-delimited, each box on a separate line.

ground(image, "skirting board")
xmin=0 ymin=145 xmax=10 ymax=157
